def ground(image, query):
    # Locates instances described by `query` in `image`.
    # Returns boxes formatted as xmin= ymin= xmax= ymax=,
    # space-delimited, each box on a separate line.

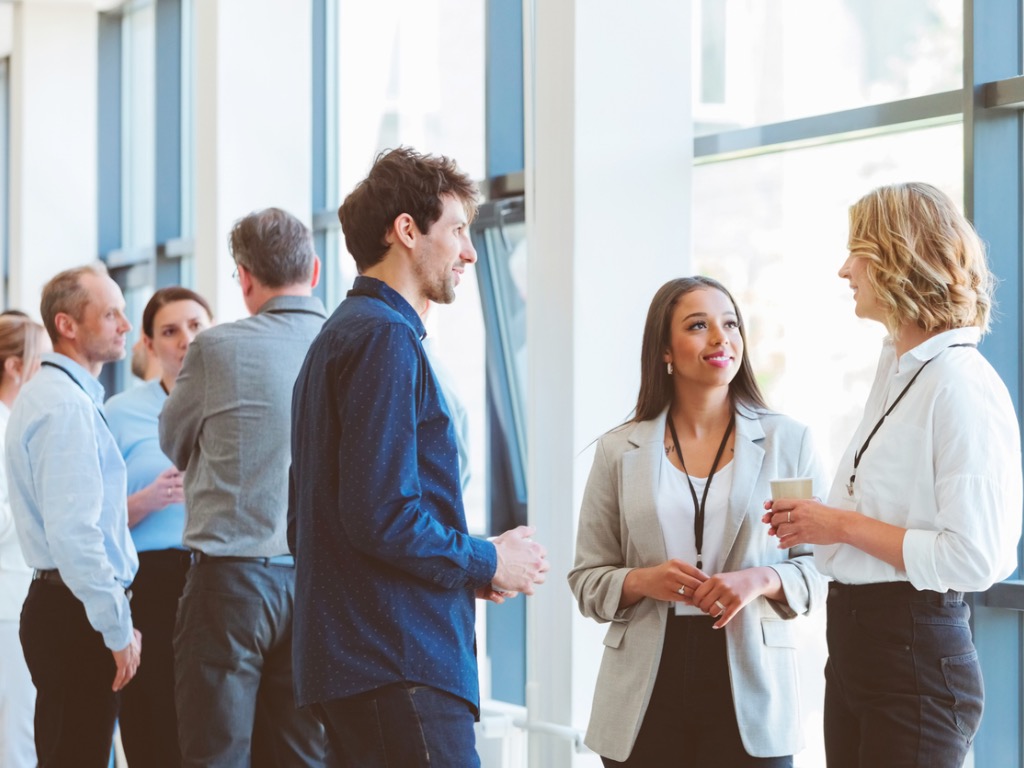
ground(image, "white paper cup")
xmin=769 ymin=477 xmax=813 ymax=500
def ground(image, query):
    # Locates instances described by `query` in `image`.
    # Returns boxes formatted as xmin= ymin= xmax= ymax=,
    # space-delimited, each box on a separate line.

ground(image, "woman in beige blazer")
xmin=569 ymin=276 xmax=827 ymax=766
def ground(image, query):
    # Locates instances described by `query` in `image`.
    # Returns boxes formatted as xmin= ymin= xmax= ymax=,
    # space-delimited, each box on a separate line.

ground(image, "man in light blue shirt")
xmin=6 ymin=264 xmax=141 ymax=767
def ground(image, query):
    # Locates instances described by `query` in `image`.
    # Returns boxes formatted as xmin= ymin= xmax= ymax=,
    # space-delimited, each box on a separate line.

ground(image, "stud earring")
xmin=667 ymin=362 xmax=673 ymax=375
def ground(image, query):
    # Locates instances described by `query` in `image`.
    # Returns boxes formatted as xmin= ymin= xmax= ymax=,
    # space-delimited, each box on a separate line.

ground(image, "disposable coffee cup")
xmin=769 ymin=477 xmax=813 ymax=500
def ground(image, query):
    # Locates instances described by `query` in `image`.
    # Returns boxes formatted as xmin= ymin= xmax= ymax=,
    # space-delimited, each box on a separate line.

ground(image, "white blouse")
xmin=0 ymin=401 xmax=31 ymax=621
xmin=817 ymin=327 xmax=1023 ymax=592
xmin=656 ymin=453 xmax=735 ymax=615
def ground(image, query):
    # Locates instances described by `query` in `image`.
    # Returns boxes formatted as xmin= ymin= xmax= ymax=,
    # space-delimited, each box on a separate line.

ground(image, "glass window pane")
xmin=333 ymin=0 xmax=484 ymax=282
xmin=693 ymin=123 xmax=962 ymax=768
xmin=693 ymin=0 xmax=963 ymax=135
xmin=122 ymin=4 xmax=156 ymax=249
xmin=474 ymin=208 xmax=528 ymax=503
xmin=694 ymin=123 xmax=962 ymax=468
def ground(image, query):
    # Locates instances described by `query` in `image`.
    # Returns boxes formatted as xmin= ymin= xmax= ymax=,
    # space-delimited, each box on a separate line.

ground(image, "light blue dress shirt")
xmin=5 ymin=352 xmax=137 ymax=651
xmin=106 ymin=380 xmax=186 ymax=553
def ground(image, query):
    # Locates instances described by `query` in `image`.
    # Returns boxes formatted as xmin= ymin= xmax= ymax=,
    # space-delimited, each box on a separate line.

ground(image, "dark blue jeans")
xmin=602 ymin=615 xmax=792 ymax=768
xmin=313 ymin=683 xmax=480 ymax=768
xmin=824 ymin=582 xmax=983 ymax=768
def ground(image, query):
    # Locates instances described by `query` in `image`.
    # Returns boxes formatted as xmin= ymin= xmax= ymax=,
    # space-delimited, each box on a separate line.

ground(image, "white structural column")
xmin=193 ymin=0 xmax=312 ymax=321
xmin=8 ymin=2 xmax=98 ymax=314
xmin=524 ymin=2 xmax=692 ymax=766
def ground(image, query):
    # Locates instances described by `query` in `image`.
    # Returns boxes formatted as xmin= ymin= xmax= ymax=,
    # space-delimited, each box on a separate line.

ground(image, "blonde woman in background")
xmin=0 ymin=313 xmax=50 ymax=768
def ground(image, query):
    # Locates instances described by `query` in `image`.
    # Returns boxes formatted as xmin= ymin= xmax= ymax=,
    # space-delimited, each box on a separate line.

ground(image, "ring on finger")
xmin=787 ymin=511 xmax=792 ymax=524
xmin=677 ymin=585 xmax=686 ymax=596
xmin=714 ymin=599 xmax=726 ymax=616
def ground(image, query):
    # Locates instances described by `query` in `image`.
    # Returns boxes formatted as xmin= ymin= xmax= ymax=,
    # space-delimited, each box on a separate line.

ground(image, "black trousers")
xmin=119 ymin=549 xmax=191 ymax=768
xmin=824 ymin=582 xmax=982 ymax=768
xmin=602 ymin=615 xmax=792 ymax=768
xmin=20 ymin=579 xmax=119 ymax=768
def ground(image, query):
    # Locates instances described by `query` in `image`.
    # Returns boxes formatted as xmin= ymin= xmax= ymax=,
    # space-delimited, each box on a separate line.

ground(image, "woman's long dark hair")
xmin=633 ymin=276 xmax=768 ymax=423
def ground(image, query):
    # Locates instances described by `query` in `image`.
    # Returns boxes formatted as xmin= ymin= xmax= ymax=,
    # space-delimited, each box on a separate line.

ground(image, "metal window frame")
xmin=98 ymin=0 xmax=191 ymax=396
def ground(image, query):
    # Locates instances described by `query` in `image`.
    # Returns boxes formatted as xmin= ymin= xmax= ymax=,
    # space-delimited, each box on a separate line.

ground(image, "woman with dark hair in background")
xmin=570 ymin=276 xmax=827 ymax=767
xmin=105 ymin=287 xmax=212 ymax=768
xmin=0 ymin=313 xmax=49 ymax=768
xmin=766 ymin=182 xmax=1023 ymax=768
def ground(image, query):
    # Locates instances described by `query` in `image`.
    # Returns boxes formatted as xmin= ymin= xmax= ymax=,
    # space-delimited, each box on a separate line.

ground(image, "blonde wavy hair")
xmin=848 ymin=182 xmax=993 ymax=337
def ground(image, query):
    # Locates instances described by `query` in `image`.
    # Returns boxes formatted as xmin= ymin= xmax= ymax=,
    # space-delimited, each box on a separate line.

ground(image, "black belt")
xmin=32 ymin=568 xmax=65 ymax=586
xmin=33 ymin=569 xmax=133 ymax=601
xmin=828 ymin=580 xmax=964 ymax=606
xmin=191 ymin=552 xmax=295 ymax=568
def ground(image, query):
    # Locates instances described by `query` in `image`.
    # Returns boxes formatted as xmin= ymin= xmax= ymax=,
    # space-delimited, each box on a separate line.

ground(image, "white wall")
xmin=8 ymin=1 xmax=99 ymax=315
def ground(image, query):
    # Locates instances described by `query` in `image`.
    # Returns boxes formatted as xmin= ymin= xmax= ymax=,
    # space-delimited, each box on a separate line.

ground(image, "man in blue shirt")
xmin=7 ymin=264 xmax=141 ymax=767
xmin=289 ymin=147 xmax=550 ymax=767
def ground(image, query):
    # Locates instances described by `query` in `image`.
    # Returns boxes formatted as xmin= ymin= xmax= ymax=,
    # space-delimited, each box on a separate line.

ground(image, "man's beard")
xmin=415 ymin=258 xmax=456 ymax=305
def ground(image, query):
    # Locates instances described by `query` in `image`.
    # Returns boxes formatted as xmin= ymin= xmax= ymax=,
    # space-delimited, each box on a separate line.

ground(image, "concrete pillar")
xmin=525 ymin=1 xmax=692 ymax=765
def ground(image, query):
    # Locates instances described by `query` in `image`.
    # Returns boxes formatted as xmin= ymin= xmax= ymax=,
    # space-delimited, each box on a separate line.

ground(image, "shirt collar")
xmin=41 ymin=351 xmax=105 ymax=404
xmin=254 ymin=294 xmax=328 ymax=318
xmin=888 ymin=326 xmax=982 ymax=371
xmin=349 ymin=276 xmax=426 ymax=340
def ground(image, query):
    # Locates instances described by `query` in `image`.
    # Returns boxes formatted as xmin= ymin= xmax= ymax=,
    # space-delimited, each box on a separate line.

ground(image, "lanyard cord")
xmin=40 ymin=361 xmax=109 ymax=426
xmin=667 ymin=413 xmax=735 ymax=571
xmin=846 ymin=342 xmax=976 ymax=496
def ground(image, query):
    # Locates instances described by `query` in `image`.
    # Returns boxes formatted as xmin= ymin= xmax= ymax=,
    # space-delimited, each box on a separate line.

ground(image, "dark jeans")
xmin=174 ymin=560 xmax=325 ymax=767
xmin=119 ymin=548 xmax=191 ymax=768
xmin=20 ymin=579 xmax=119 ymax=768
xmin=602 ymin=616 xmax=792 ymax=768
xmin=824 ymin=582 xmax=983 ymax=768
xmin=313 ymin=683 xmax=480 ymax=767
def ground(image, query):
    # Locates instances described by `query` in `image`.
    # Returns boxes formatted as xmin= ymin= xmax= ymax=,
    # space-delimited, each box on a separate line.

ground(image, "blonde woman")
xmin=766 ymin=182 xmax=1023 ymax=767
xmin=0 ymin=313 xmax=49 ymax=768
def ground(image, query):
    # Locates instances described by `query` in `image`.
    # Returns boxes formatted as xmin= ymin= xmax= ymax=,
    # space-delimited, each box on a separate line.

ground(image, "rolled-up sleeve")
xmin=903 ymin=377 xmax=1023 ymax=593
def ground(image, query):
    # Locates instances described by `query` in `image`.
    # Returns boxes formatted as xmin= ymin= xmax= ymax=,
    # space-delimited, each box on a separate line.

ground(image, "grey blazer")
xmin=568 ymin=407 xmax=828 ymax=761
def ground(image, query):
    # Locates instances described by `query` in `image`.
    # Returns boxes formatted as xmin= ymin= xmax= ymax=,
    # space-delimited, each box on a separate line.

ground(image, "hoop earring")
xmin=667 ymin=362 xmax=673 ymax=375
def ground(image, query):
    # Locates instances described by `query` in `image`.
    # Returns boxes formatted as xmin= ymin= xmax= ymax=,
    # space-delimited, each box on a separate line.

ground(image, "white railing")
xmin=476 ymin=700 xmax=592 ymax=768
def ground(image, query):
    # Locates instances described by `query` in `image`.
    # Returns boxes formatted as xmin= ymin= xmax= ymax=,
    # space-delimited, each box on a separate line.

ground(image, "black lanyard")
xmin=41 ymin=361 xmax=108 ymax=426
xmin=667 ymin=413 xmax=734 ymax=571
xmin=846 ymin=343 xmax=975 ymax=496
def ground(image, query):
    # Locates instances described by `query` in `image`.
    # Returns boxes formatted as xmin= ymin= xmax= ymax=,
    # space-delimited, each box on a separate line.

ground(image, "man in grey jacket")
xmin=160 ymin=208 xmax=327 ymax=767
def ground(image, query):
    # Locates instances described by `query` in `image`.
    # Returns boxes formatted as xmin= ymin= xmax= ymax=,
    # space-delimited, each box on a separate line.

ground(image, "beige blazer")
xmin=568 ymin=407 xmax=828 ymax=761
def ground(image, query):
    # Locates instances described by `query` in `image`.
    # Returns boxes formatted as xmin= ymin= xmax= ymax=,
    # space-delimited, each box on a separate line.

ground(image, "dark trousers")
xmin=602 ymin=616 xmax=792 ymax=768
xmin=20 ymin=579 xmax=119 ymax=768
xmin=824 ymin=582 xmax=983 ymax=768
xmin=313 ymin=682 xmax=480 ymax=768
xmin=174 ymin=560 xmax=325 ymax=767
xmin=119 ymin=548 xmax=191 ymax=768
